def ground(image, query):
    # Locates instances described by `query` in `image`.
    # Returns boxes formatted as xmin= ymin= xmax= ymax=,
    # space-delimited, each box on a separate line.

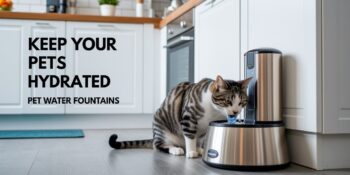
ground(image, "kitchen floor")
xmin=0 ymin=129 xmax=349 ymax=175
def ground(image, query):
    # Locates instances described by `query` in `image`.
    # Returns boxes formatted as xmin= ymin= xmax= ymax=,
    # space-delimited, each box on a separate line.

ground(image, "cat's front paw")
xmin=169 ymin=147 xmax=185 ymax=156
xmin=197 ymin=148 xmax=204 ymax=156
xmin=186 ymin=150 xmax=199 ymax=158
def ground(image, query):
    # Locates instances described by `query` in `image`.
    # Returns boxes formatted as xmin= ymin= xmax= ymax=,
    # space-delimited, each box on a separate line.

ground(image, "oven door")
xmin=165 ymin=29 xmax=194 ymax=94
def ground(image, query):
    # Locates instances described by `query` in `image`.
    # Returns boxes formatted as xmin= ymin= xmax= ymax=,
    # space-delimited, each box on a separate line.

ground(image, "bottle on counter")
xmin=67 ymin=0 xmax=77 ymax=14
xmin=147 ymin=8 xmax=154 ymax=18
xmin=58 ymin=0 xmax=67 ymax=13
xmin=136 ymin=0 xmax=143 ymax=17
xmin=46 ymin=0 xmax=58 ymax=13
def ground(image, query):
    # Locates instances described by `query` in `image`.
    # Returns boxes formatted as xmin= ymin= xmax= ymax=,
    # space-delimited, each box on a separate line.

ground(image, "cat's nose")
xmin=232 ymin=111 xmax=239 ymax=115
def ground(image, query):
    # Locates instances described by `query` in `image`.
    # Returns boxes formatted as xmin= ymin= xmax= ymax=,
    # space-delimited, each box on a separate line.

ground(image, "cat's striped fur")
xmin=109 ymin=75 xmax=251 ymax=158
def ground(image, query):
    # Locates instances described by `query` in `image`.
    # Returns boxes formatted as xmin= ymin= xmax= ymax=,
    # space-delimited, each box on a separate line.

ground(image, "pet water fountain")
xmin=202 ymin=48 xmax=290 ymax=171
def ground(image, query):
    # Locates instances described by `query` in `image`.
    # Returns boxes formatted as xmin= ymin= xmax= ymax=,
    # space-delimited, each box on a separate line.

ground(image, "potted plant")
xmin=0 ymin=0 xmax=13 ymax=11
xmin=99 ymin=0 xmax=119 ymax=16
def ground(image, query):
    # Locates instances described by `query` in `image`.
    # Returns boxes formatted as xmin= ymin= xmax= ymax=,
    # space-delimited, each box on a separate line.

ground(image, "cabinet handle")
xmin=205 ymin=0 xmax=216 ymax=6
xmin=36 ymin=22 xmax=51 ymax=26
xmin=98 ymin=24 xmax=116 ymax=28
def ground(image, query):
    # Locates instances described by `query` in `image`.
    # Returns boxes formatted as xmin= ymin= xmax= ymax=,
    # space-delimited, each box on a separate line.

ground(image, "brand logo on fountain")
xmin=207 ymin=149 xmax=219 ymax=158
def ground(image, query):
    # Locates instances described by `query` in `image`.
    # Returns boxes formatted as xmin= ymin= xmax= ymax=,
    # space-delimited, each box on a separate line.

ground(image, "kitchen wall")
xmin=11 ymin=0 xmax=170 ymax=17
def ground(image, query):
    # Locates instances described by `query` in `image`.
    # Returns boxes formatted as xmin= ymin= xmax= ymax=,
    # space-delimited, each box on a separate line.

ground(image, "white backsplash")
xmin=10 ymin=0 xmax=169 ymax=17
xmin=152 ymin=0 xmax=169 ymax=18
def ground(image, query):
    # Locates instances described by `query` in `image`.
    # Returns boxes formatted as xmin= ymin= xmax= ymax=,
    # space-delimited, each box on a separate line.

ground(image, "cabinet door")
xmin=195 ymin=0 xmax=241 ymax=81
xmin=0 ymin=20 xmax=28 ymax=114
xmin=23 ymin=21 xmax=66 ymax=114
xmin=323 ymin=0 xmax=350 ymax=133
xmin=242 ymin=0 xmax=321 ymax=132
xmin=66 ymin=22 xmax=143 ymax=114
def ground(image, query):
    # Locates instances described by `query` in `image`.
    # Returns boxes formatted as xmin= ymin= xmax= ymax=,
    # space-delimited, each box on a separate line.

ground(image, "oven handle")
xmin=163 ymin=36 xmax=194 ymax=48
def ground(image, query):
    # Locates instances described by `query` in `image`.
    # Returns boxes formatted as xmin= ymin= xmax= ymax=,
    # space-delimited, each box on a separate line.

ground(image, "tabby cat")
xmin=109 ymin=75 xmax=251 ymax=158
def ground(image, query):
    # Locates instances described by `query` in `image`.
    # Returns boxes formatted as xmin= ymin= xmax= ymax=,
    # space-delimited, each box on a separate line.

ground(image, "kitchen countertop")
xmin=0 ymin=0 xmax=203 ymax=29
xmin=159 ymin=0 xmax=203 ymax=28
xmin=0 ymin=11 xmax=161 ymax=28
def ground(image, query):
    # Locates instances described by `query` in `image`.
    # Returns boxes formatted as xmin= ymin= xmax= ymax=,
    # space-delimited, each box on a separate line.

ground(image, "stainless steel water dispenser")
xmin=202 ymin=48 xmax=289 ymax=171
xmin=245 ymin=48 xmax=282 ymax=122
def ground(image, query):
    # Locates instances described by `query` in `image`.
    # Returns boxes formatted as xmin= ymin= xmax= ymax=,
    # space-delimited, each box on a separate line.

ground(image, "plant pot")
xmin=0 ymin=6 xmax=12 ymax=11
xmin=100 ymin=4 xmax=115 ymax=16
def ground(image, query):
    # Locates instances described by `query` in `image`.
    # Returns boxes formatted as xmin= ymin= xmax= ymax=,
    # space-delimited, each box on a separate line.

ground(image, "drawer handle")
xmin=36 ymin=22 xmax=51 ymax=26
xmin=98 ymin=24 xmax=116 ymax=28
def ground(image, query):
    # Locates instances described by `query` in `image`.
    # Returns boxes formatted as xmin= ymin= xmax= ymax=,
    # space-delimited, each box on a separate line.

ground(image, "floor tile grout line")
xmin=26 ymin=150 xmax=40 ymax=175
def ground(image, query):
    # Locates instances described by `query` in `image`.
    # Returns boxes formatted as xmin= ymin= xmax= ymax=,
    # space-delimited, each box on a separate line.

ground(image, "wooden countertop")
xmin=0 ymin=11 xmax=161 ymax=28
xmin=0 ymin=0 xmax=203 ymax=29
xmin=159 ymin=0 xmax=203 ymax=28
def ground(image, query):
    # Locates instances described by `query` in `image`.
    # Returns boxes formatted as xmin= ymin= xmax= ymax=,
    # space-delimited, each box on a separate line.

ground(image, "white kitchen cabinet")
xmin=0 ymin=19 xmax=155 ymax=114
xmin=241 ymin=0 xmax=321 ymax=132
xmin=194 ymin=0 xmax=241 ymax=81
xmin=0 ymin=20 xmax=28 ymax=114
xmin=65 ymin=22 xmax=144 ymax=114
xmin=24 ymin=21 xmax=66 ymax=114
xmin=242 ymin=0 xmax=350 ymax=134
xmin=322 ymin=0 xmax=350 ymax=133
xmin=240 ymin=0 xmax=350 ymax=169
xmin=0 ymin=20 xmax=65 ymax=114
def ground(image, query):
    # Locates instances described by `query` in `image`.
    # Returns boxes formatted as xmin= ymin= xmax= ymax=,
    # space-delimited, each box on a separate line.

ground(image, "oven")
xmin=165 ymin=9 xmax=194 ymax=94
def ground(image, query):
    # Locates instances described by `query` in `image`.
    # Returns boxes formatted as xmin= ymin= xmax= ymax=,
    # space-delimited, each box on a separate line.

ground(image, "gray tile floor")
xmin=0 ymin=129 xmax=349 ymax=175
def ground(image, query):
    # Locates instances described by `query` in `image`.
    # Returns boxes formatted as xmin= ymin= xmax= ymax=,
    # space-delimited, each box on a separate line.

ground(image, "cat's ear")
xmin=214 ymin=75 xmax=227 ymax=90
xmin=240 ymin=77 xmax=252 ymax=89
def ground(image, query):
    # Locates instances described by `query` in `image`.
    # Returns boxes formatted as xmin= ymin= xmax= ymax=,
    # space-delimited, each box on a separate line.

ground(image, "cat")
xmin=109 ymin=75 xmax=251 ymax=158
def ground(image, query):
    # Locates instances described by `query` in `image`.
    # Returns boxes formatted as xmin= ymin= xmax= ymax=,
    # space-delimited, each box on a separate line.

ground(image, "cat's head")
xmin=210 ymin=75 xmax=252 ymax=116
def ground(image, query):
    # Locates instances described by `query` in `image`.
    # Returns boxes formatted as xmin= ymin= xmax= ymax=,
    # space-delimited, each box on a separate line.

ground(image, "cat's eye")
xmin=225 ymin=99 xmax=231 ymax=105
xmin=239 ymin=101 xmax=247 ymax=106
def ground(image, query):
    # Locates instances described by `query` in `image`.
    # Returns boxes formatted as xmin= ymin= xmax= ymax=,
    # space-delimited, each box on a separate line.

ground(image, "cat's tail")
xmin=109 ymin=134 xmax=153 ymax=149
